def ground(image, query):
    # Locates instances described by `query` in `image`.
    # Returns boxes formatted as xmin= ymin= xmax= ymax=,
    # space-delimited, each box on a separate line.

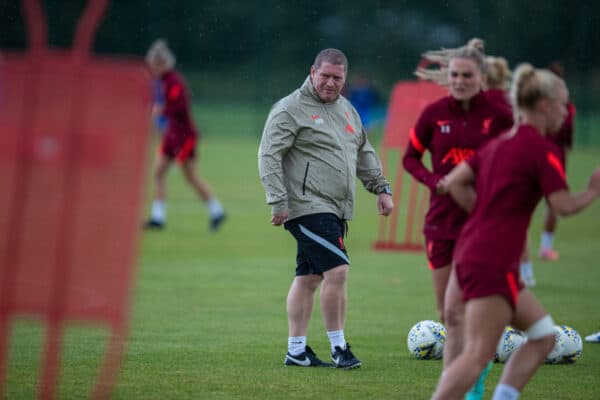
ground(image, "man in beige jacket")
xmin=258 ymin=48 xmax=393 ymax=369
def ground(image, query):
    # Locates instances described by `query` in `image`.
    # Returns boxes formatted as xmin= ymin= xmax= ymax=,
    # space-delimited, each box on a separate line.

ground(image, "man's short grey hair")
xmin=313 ymin=48 xmax=348 ymax=72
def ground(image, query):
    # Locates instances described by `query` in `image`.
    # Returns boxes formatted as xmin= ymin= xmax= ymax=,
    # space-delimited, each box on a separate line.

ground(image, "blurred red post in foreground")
xmin=373 ymin=80 xmax=447 ymax=253
xmin=0 ymin=0 xmax=150 ymax=398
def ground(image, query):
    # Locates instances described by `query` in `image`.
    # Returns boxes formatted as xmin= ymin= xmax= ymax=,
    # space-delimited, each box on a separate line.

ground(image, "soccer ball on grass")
xmin=407 ymin=320 xmax=446 ymax=360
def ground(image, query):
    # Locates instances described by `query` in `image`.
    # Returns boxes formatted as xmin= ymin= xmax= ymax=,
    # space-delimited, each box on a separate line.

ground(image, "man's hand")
xmin=377 ymin=194 xmax=393 ymax=216
xmin=271 ymin=210 xmax=289 ymax=226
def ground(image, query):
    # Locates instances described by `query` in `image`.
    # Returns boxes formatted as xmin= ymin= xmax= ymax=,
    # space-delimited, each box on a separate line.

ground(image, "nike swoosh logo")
xmin=287 ymin=355 xmax=311 ymax=366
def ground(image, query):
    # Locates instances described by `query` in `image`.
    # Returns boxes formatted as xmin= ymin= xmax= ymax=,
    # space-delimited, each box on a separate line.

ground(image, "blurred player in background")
xmin=406 ymin=41 xmax=514 ymax=399
xmin=538 ymin=61 xmax=576 ymax=261
xmin=484 ymin=56 xmax=512 ymax=113
xmin=144 ymin=39 xmax=226 ymax=232
xmin=346 ymin=71 xmax=381 ymax=131
xmin=433 ymin=63 xmax=600 ymax=400
xmin=585 ymin=330 xmax=600 ymax=343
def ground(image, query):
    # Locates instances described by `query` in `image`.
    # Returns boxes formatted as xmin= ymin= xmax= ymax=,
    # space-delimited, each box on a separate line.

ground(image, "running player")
xmin=538 ymin=62 xmax=576 ymax=261
xmin=432 ymin=63 xmax=600 ymax=400
xmin=406 ymin=41 xmax=514 ymax=399
xmin=144 ymin=39 xmax=226 ymax=232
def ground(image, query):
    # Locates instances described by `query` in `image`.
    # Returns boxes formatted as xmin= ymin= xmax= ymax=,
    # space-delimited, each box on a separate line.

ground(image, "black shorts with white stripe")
xmin=284 ymin=213 xmax=349 ymax=276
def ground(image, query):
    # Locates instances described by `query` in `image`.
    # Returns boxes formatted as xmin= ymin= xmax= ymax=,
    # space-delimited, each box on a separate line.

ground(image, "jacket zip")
xmin=302 ymin=162 xmax=310 ymax=195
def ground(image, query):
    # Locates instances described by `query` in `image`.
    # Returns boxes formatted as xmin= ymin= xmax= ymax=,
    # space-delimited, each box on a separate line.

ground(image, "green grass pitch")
xmin=5 ymin=110 xmax=600 ymax=399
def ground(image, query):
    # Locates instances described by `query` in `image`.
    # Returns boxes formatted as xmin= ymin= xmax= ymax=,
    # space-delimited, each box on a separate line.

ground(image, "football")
xmin=557 ymin=325 xmax=583 ymax=363
xmin=495 ymin=326 xmax=526 ymax=363
xmin=407 ymin=320 xmax=447 ymax=360
xmin=544 ymin=324 xmax=583 ymax=364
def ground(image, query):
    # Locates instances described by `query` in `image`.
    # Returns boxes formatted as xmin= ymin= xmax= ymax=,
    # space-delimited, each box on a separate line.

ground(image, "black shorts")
xmin=284 ymin=213 xmax=349 ymax=276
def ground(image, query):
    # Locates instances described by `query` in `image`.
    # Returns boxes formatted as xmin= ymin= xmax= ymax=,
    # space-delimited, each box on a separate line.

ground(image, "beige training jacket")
xmin=258 ymin=76 xmax=389 ymax=221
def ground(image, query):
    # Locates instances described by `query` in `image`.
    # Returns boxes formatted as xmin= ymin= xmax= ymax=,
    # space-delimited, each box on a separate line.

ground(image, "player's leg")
xmin=442 ymin=266 xmax=465 ymax=369
xmin=492 ymin=291 xmax=555 ymax=398
xmin=432 ymin=265 xmax=451 ymax=322
xmin=180 ymin=158 xmax=226 ymax=231
xmin=287 ymin=274 xmax=322 ymax=337
xmin=321 ymin=263 xmax=360 ymax=369
xmin=426 ymin=239 xmax=454 ymax=321
xmin=145 ymin=153 xmax=171 ymax=229
xmin=283 ymin=215 xmax=333 ymax=367
xmin=432 ymin=296 xmax=511 ymax=400
xmin=539 ymin=204 xmax=559 ymax=261
xmin=285 ymin=274 xmax=331 ymax=367
xmin=320 ymin=264 xmax=348 ymax=332
xmin=519 ymin=238 xmax=535 ymax=287
xmin=443 ymin=270 xmax=493 ymax=400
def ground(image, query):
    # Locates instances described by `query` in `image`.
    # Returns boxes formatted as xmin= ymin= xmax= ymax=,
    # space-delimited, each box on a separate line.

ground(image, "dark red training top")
xmin=161 ymin=69 xmax=198 ymax=140
xmin=403 ymin=91 xmax=513 ymax=239
xmin=454 ymin=124 xmax=569 ymax=271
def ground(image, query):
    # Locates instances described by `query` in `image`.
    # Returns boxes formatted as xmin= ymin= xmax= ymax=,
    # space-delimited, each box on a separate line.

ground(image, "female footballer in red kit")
xmin=431 ymin=64 xmax=600 ymax=400
xmin=404 ymin=40 xmax=513 ymax=324
xmin=144 ymin=39 xmax=226 ymax=231
xmin=405 ymin=42 xmax=514 ymax=399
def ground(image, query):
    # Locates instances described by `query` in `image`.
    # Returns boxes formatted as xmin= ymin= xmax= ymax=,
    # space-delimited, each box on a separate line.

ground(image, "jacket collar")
xmin=449 ymin=90 xmax=486 ymax=112
xmin=300 ymin=75 xmax=342 ymax=105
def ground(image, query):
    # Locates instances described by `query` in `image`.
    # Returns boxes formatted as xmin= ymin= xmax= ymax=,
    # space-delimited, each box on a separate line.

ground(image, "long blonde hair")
xmin=415 ymin=38 xmax=486 ymax=86
xmin=486 ymin=56 xmax=511 ymax=90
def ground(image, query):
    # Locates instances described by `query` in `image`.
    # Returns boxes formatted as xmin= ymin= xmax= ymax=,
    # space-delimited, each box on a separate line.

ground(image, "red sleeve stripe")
xmin=176 ymin=137 xmax=196 ymax=163
xmin=546 ymin=152 xmax=566 ymax=180
xmin=505 ymin=272 xmax=519 ymax=306
xmin=409 ymin=128 xmax=425 ymax=154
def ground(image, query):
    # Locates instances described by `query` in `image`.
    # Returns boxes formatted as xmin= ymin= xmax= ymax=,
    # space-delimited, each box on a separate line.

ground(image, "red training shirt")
xmin=161 ymin=70 xmax=198 ymax=140
xmin=546 ymin=102 xmax=575 ymax=164
xmin=484 ymin=88 xmax=512 ymax=115
xmin=454 ymin=124 xmax=569 ymax=271
xmin=403 ymin=91 xmax=514 ymax=239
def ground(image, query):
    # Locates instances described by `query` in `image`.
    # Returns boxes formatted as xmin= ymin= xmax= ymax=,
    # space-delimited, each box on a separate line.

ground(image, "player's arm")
xmin=444 ymin=161 xmax=476 ymax=213
xmin=548 ymin=168 xmax=600 ymax=216
xmin=258 ymin=111 xmax=297 ymax=225
xmin=402 ymin=109 xmax=440 ymax=192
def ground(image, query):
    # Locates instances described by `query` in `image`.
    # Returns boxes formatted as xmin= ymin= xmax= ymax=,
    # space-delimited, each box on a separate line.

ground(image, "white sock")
xmin=207 ymin=198 xmax=224 ymax=218
xmin=492 ymin=383 xmax=520 ymax=400
xmin=327 ymin=330 xmax=346 ymax=352
xmin=150 ymin=200 xmax=166 ymax=222
xmin=288 ymin=336 xmax=306 ymax=356
xmin=541 ymin=231 xmax=554 ymax=250
xmin=520 ymin=261 xmax=533 ymax=279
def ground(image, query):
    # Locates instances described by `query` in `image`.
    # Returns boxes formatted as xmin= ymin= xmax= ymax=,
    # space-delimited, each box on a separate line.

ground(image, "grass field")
xmin=5 ymin=108 xmax=600 ymax=399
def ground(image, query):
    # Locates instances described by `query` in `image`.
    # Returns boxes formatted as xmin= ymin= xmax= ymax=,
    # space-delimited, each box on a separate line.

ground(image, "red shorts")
xmin=425 ymin=238 xmax=454 ymax=270
xmin=159 ymin=133 xmax=196 ymax=162
xmin=455 ymin=261 xmax=524 ymax=310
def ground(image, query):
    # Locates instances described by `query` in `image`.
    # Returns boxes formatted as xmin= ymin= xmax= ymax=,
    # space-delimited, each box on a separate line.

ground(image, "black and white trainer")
xmin=210 ymin=213 xmax=227 ymax=232
xmin=284 ymin=345 xmax=333 ymax=367
xmin=143 ymin=219 xmax=165 ymax=230
xmin=331 ymin=343 xmax=362 ymax=369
